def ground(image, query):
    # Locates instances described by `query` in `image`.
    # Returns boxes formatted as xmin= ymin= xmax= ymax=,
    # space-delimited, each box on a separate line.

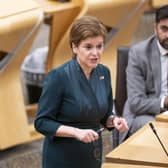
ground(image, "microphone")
xmin=149 ymin=122 xmax=168 ymax=157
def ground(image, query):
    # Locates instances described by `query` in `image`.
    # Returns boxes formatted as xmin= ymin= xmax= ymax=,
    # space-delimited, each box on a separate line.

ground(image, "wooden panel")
xmin=0 ymin=10 xmax=42 ymax=52
xmin=106 ymin=121 xmax=168 ymax=167
xmin=0 ymin=0 xmax=43 ymax=149
xmin=0 ymin=0 xmax=40 ymax=18
xmin=102 ymin=163 xmax=162 ymax=168
xmin=152 ymin=0 xmax=168 ymax=8
xmin=34 ymin=0 xmax=83 ymax=71
xmin=35 ymin=0 xmax=82 ymax=16
xmin=46 ymin=5 xmax=81 ymax=70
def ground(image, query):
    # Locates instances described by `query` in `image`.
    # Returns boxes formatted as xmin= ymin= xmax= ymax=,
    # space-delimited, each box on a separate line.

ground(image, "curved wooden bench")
xmin=0 ymin=0 xmax=43 ymax=149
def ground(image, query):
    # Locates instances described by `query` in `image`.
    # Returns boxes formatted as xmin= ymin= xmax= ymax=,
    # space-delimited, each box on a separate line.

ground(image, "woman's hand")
xmin=56 ymin=125 xmax=99 ymax=143
xmin=106 ymin=115 xmax=128 ymax=132
xmin=74 ymin=128 xmax=99 ymax=143
xmin=113 ymin=116 xmax=128 ymax=132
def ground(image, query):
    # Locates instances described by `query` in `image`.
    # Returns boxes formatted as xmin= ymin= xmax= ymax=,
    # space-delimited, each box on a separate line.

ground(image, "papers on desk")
xmin=156 ymin=111 xmax=168 ymax=122
xmin=162 ymin=111 xmax=168 ymax=115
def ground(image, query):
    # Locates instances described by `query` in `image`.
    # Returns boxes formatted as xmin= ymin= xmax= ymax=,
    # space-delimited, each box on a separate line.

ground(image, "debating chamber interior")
xmin=0 ymin=0 xmax=168 ymax=167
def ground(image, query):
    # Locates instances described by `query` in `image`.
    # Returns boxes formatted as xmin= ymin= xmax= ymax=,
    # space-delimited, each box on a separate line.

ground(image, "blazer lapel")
xmin=149 ymin=37 xmax=161 ymax=97
xmin=77 ymin=68 xmax=100 ymax=112
xmin=65 ymin=59 xmax=100 ymax=113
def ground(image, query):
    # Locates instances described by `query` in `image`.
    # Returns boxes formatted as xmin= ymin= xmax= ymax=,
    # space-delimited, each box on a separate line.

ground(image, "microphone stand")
xmin=149 ymin=122 xmax=168 ymax=157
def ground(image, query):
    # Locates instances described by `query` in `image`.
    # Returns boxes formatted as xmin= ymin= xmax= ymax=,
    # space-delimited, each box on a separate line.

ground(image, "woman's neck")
xmin=80 ymin=65 xmax=92 ymax=79
xmin=76 ymin=59 xmax=92 ymax=79
xmin=84 ymin=69 xmax=91 ymax=79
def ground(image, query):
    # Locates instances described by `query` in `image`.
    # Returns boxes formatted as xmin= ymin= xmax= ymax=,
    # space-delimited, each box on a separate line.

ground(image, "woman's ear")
xmin=72 ymin=43 xmax=77 ymax=54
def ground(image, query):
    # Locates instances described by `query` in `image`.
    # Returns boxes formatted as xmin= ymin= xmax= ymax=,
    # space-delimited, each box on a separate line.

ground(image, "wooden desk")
xmin=106 ymin=121 xmax=168 ymax=167
xmin=156 ymin=113 xmax=168 ymax=122
xmin=102 ymin=163 xmax=163 ymax=168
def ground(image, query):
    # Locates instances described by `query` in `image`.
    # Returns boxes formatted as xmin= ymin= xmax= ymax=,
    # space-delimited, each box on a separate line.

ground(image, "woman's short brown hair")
xmin=69 ymin=16 xmax=107 ymax=49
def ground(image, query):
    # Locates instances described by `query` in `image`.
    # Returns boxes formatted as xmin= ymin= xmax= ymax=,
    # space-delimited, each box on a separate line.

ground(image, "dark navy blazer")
xmin=34 ymin=59 xmax=113 ymax=168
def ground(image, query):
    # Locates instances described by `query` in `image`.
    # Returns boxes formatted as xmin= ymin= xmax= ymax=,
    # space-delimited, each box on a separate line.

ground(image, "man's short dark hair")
xmin=156 ymin=5 xmax=168 ymax=23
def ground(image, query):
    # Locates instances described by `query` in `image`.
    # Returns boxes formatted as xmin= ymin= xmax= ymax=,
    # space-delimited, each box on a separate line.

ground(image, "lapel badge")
xmin=99 ymin=76 xmax=104 ymax=80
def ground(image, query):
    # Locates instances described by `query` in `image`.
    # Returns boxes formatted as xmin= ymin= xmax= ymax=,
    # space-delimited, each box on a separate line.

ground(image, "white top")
xmin=21 ymin=46 xmax=48 ymax=74
xmin=157 ymin=40 xmax=168 ymax=108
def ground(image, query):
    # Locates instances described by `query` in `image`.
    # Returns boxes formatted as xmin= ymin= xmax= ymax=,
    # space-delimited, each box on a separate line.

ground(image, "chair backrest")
xmin=115 ymin=46 xmax=129 ymax=116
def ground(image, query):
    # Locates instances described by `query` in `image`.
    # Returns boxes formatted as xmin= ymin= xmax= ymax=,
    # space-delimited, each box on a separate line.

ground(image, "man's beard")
xmin=159 ymin=38 xmax=168 ymax=50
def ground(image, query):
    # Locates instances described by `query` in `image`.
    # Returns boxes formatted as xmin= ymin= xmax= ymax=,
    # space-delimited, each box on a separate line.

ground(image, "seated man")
xmin=119 ymin=4 xmax=168 ymax=143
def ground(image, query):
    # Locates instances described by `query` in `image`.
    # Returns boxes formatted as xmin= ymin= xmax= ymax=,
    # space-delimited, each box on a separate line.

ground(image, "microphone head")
xmin=149 ymin=122 xmax=156 ymax=134
xmin=149 ymin=122 xmax=154 ymax=129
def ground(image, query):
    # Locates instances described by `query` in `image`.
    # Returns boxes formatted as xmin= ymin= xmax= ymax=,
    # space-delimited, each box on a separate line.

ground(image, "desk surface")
xmin=102 ymin=163 xmax=164 ymax=168
xmin=106 ymin=121 xmax=168 ymax=167
xmin=156 ymin=113 xmax=168 ymax=122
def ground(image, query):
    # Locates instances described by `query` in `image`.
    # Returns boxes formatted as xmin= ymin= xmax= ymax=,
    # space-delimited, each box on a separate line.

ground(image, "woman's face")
xmin=72 ymin=36 xmax=104 ymax=72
